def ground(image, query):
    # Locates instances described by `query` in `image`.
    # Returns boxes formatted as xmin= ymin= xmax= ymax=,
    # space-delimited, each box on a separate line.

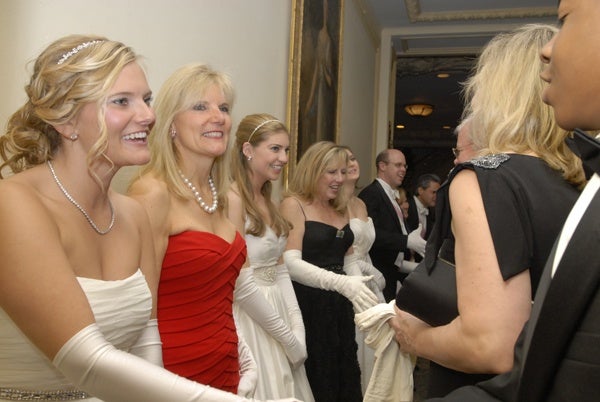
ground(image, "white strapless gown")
xmin=0 ymin=269 xmax=152 ymax=402
xmin=349 ymin=218 xmax=386 ymax=394
xmin=234 ymin=226 xmax=314 ymax=401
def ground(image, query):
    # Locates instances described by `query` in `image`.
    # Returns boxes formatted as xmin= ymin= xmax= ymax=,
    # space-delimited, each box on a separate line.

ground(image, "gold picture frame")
xmin=286 ymin=0 xmax=345 ymax=174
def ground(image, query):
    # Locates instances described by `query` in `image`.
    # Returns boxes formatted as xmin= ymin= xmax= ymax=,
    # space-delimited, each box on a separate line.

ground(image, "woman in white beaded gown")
xmin=339 ymin=145 xmax=386 ymax=393
xmin=228 ymin=114 xmax=314 ymax=401
xmin=0 ymin=34 xmax=297 ymax=402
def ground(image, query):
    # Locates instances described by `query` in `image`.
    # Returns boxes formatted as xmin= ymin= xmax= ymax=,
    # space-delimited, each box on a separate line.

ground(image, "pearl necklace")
xmin=47 ymin=160 xmax=115 ymax=235
xmin=178 ymin=170 xmax=218 ymax=214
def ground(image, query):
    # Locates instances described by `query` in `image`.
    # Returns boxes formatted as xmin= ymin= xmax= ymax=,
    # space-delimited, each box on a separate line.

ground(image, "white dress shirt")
xmin=552 ymin=173 xmax=600 ymax=277
xmin=413 ymin=196 xmax=428 ymax=237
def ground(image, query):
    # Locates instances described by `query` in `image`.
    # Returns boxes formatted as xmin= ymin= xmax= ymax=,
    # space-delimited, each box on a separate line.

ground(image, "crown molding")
xmin=404 ymin=0 xmax=555 ymax=22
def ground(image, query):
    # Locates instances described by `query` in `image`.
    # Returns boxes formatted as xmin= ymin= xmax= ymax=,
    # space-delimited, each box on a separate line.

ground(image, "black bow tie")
xmin=566 ymin=129 xmax=600 ymax=175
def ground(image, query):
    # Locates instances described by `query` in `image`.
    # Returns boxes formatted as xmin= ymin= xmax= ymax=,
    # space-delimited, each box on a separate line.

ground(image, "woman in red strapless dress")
xmin=159 ymin=231 xmax=246 ymax=391
xmin=129 ymin=63 xmax=255 ymax=395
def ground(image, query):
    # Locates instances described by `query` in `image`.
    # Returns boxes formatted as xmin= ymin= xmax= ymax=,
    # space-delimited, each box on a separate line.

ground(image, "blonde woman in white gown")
xmin=0 ymin=35 xmax=298 ymax=402
xmin=228 ymin=114 xmax=314 ymax=401
xmin=340 ymin=146 xmax=386 ymax=393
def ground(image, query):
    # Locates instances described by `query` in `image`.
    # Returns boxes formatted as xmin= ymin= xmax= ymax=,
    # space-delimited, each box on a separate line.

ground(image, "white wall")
xmin=339 ymin=0 xmax=378 ymax=187
xmin=0 ymin=0 xmax=292 ymax=191
xmin=0 ymin=0 xmax=380 ymax=191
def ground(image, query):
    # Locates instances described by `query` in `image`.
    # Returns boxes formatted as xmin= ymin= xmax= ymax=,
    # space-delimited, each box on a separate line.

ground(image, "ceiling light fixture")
xmin=404 ymin=103 xmax=434 ymax=117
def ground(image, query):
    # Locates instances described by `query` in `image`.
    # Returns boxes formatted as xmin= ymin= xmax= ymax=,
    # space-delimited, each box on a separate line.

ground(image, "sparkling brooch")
xmin=471 ymin=153 xmax=510 ymax=169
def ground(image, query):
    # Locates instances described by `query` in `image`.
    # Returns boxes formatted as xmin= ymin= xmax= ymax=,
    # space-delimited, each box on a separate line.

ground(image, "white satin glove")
xmin=128 ymin=319 xmax=163 ymax=367
xmin=237 ymin=332 xmax=257 ymax=397
xmin=356 ymin=259 xmax=386 ymax=291
xmin=275 ymin=263 xmax=308 ymax=368
xmin=234 ymin=266 xmax=306 ymax=368
xmin=284 ymin=250 xmax=378 ymax=313
xmin=54 ymin=323 xmax=299 ymax=402
xmin=398 ymin=260 xmax=419 ymax=274
xmin=407 ymin=224 xmax=427 ymax=256
xmin=343 ymin=254 xmax=379 ymax=312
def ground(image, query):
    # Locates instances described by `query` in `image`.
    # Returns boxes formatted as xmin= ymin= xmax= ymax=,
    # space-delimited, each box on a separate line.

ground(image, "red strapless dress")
xmin=158 ymin=231 xmax=246 ymax=393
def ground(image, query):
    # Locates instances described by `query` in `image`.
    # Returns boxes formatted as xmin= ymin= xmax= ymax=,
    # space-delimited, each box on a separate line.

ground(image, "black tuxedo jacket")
xmin=407 ymin=195 xmax=435 ymax=239
xmin=429 ymin=185 xmax=600 ymax=402
xmin=358 ymin=180 xmax=409 ymax=301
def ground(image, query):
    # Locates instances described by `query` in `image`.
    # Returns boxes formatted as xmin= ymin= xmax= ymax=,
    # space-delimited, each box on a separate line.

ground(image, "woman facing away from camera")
xmin=0 ymin=35 xmax=296 ymax=402
xmin=280 ymin=141 xmax=379 ymax=402
xmin=390 ymin=24 xmax=586 ymax=398
xmin=228 ymin=113 xmax=314 ymax=401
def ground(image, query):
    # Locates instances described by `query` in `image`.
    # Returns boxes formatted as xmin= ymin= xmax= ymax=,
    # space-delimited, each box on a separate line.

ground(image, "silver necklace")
xmin=47 ymin=160 xmax=115 ymax=235
xmin=178 ymin=170 xmax=218 ymax=214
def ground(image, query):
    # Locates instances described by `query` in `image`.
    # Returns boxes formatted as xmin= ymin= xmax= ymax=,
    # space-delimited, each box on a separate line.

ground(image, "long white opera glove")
xmin=343 ymin=254 xmax=379 ymax=312
xmin=398 ymin=260 xmax=419 ymax=274
xmin=234 ymin=266 xmax=306 ymax=368
xmin=275 ymin=263 xmax=307 ymax=366
xmin=237 ymin=331 xmax=257 ymax=397
xmin=284 ymin=250 xmax=378 ymax=313
xmin=407 ymin=224 xmax=426 ymax=256
xmin=356 ymin=260 xmax=386 ymax=291
xmin=128 ymin=319 xmax=163 ymax=367
xmin=54 ymin=323 xmax=300 ymax=402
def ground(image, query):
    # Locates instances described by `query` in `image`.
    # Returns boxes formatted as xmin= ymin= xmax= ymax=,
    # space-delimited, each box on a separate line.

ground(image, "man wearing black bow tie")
xmin=429 ymin=1 xmax=600 ymax=400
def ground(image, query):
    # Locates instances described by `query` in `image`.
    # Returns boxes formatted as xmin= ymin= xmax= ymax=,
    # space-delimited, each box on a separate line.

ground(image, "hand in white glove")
xmin=237 ymin=332 xmax=257 ymax=398
xmin=284 ymin=250 xmax=379 ymax=313
xmin=356 ymin=259 xmax=386 ymax=291
xmin=275 ymin=264 xmax=308 ymax=368
xmin=398 ymin=260 xmax=419 ymax=274
xmin=407 ymin=224 xmax=426 ymax=257
xmin=234 ymin=266 xmax=306 ymax=368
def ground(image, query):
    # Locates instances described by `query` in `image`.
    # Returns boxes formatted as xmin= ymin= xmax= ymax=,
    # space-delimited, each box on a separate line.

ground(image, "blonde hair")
xmin=137 ymin=63 xmax=235 ymax=208
xmin=463 ymin=24 xmax=585 ymax=187
xmin=231 ymin=113 xmax=292 ymax=237
xmin=0 ymin=34 xmax=139 ymax=181
xmin=286 ymin=141 xmax=349 ymax=213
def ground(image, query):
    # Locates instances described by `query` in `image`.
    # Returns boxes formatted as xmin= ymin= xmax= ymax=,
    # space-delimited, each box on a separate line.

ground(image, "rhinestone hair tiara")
xmin=57 ymin=40 xmax=103 ymax=65
xmin=247 ymin=119 xmax=280 ymax=143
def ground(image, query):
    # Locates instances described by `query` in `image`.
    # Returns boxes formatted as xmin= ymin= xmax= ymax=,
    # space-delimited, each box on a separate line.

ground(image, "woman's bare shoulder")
xmin=128 ymin=174 xmax=170 ymax=203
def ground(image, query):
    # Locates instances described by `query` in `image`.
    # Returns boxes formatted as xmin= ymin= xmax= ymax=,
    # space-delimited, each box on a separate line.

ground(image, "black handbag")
xmin=395 ymin=239 xmax=458 ymax=327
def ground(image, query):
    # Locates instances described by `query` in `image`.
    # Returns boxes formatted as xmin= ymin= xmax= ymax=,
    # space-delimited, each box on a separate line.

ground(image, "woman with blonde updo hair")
xmin=280 ymin=141 xmax=378 ymax=402
xmin=228 ymin=113 xmax=314 ymax=401
xmin=0 ymin=35 xmax=297 ymax=402
xmin=391 ymin=24 xmax=586 ymax=398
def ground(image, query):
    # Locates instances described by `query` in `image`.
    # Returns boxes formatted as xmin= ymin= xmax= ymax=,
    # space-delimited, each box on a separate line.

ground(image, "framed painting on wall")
xmin=287 ymin=0 xmax=344 ymax=172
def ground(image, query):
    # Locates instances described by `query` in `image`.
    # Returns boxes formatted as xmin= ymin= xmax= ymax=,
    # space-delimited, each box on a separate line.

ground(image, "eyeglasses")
xmin=452 ymin=144 xmax=472 ymax=158
xmin=383 ymin=161 xmax=408 ymax=169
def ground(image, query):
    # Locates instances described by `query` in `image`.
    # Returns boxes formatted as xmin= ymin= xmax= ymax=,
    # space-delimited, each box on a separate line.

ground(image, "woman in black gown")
xmin=280 ymin=141 xmax=378 ymax=402
xmin=391 ymin=24 xmax=587 ymax=398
